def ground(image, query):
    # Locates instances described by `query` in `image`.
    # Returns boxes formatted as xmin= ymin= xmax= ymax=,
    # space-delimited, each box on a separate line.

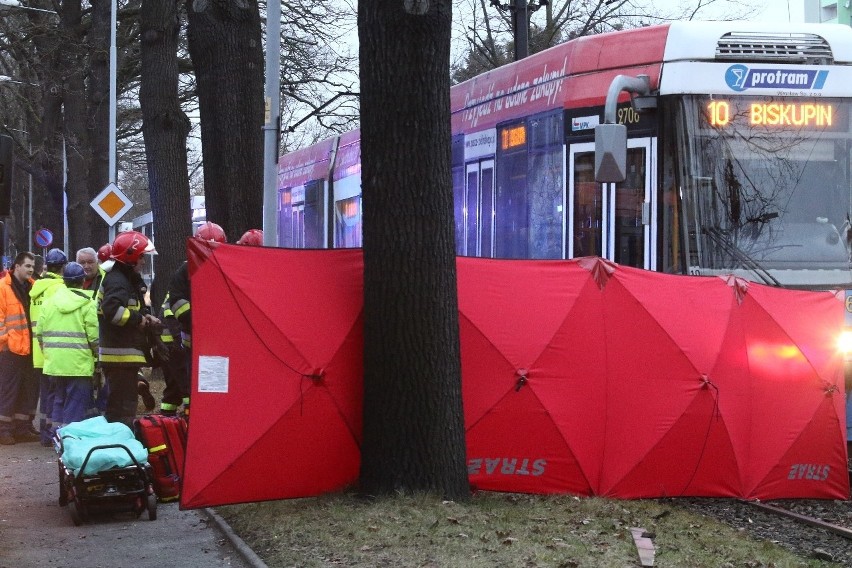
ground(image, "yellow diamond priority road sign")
xmin=91 ymin=182 xmax=133 ymax=226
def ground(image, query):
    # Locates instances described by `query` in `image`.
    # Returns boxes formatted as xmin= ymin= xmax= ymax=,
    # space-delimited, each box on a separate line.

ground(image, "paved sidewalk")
xmin=0 ymin=440 xmax=261 ymax=568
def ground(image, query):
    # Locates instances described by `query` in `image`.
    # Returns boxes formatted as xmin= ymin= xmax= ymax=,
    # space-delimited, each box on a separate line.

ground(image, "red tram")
xmin=277 ymin=20 xmax=852 ymax=290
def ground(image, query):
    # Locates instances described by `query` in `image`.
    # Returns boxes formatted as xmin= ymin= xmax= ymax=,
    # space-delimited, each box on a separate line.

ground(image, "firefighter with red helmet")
xmin=236 ymin=229 xmax=263 ymax=246
xmin=97 ymin=231 xmax=159 ymax=426
xmin=97 ymin=243 xmax=112 ymax=263
xmin=165 ymin=222 xmax=227 ymax=418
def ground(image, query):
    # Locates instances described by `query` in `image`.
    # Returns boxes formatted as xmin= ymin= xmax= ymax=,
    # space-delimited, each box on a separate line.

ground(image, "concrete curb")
xmin=204 ymin=507 xmax=269 ymax=568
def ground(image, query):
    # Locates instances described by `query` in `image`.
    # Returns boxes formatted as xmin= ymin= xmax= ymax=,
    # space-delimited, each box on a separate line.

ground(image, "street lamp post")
xmin=108 ymin=0 xmax=118 ymax=242
xmin=488 ymin=0 xmax=548 ymax=61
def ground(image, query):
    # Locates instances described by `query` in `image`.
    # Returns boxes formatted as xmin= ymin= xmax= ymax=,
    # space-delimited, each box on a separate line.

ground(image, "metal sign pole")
xmin=262 ymin=0 xmax=281 ymax=246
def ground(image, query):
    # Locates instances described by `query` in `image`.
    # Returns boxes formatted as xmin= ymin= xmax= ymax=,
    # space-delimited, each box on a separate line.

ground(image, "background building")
xmin=128 ymin=195 xmax=205 ymax=285
xmin=805 ymin=1 xmax=852 ymax=24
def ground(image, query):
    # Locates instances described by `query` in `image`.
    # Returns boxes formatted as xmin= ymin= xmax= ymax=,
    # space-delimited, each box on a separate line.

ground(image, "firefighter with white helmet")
xmin=97 ymin=231 xmax=160 ymax=426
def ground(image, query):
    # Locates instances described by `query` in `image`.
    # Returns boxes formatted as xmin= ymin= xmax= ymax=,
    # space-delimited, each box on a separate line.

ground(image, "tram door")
xmin=290 ymin=185 xmax=306 ymax=248
xmin=286 ymin=180 xmax=327 ymax=248
xmin=568 ymin=138 xmax=655 ymax=269
xmin=463 ymin=159 xmax=495 ymax=257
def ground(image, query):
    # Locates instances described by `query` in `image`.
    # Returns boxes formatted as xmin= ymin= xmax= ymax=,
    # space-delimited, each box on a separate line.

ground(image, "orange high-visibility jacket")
xmin=0 ymin=273 xmax=33 ymax=355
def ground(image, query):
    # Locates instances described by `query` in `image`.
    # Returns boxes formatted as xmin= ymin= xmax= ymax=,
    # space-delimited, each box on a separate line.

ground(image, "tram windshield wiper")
xmin=703 ymin=226 xmax=782 ymax=287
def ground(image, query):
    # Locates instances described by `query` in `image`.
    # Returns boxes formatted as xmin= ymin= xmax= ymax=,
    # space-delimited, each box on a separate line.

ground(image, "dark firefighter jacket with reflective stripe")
xmin=36 ymin=286 xmax=98 ymax=377
xmin=30 ymin=272 xmax=65 ymax=368
xmin=167 ymin=262 xmax=191 ymax=348
xmin=97 ymin=262 xmax=149 ymax=367
xmin=158 ymin=292 xmax=181 ymax=345
xmin=0 ymin=273 xmax=33 ymax=355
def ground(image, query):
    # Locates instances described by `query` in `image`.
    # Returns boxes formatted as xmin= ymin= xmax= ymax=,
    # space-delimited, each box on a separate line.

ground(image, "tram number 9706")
xmin=617 ymin=107 xmax=641 ymax=125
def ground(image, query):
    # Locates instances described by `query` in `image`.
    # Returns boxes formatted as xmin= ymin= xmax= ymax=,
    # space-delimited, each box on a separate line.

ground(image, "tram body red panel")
xmin=277 ymin=137 xmax=336 ymax=188
xmin=450 ymin=25 xmax=669 ymax=133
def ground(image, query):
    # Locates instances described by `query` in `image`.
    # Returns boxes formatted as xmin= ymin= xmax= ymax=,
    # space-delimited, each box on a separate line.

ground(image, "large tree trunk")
xmin=357 ymin=0 xmax=468 ymax=499
xmin=140 ymin=0 xmax=193 ymax=308
xmin=186 ymin=0 xmax=264 ymax=240
xmin=15 ymin=2 xmax=63 ymax=255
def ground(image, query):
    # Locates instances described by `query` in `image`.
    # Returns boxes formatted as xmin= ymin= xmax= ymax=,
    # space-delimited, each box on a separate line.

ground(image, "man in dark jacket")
xmin=98 ymin=231 xmax=159 ymax=427
xmin=167 ymin=222 xmax=226 ymax=419
xmin=76 ymin=247 xmax=105 ymax=299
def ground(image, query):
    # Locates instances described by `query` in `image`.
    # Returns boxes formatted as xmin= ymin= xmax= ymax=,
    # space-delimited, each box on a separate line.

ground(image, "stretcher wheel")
xmin=69 ymin=500 xmax=84 ymax=526
xmin=146 ymin=494 xmax=157 ymax=521
xmin=57 ymin=464 xmax=68 ymax=507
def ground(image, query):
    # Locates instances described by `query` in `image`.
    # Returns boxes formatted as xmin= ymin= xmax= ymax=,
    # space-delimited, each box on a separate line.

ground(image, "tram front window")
xmin=670 ymin=95 xmax=852 ymax=288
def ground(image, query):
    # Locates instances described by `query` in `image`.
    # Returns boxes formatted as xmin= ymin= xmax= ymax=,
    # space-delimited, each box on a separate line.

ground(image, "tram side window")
xmin=278 ymin=187 xmax=295 ymax=247
xmin=495 ymin=112 xmax=564 ymax=259
xmin=465 ymin=168 xmax=479 ymax=256
xmin=528 ymin=111 xmax=564 ymax=259
xmin=303 ymin=180 xmax=325 ymax=248
xmin=496 ymin=122 xmax=529 ymax=258
xmin=659 ymin=105 xmax=684 ymax=274
xmin=335 ymin=196 xmax=362 ymax=248
xmin=452 ymin=135 xmax=466 ymax=255
xmin=334 ymin=172 xmax=363 ymax=248
xmin=453 ymin=165 xmax=465 ymax=254
xmin=572 ymin=153 xmax=603 ymax=258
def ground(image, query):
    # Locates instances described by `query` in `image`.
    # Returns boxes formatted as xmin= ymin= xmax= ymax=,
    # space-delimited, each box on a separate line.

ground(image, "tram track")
xmin=745 ymin=500 xmax=852 ymax=541
xmin=677 ymin=495 xmax=852 ymax=565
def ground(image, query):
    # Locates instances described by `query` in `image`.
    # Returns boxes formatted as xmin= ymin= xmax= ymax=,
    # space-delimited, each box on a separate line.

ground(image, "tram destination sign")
xmin=703 ymin=98 xmax=848 ymax=132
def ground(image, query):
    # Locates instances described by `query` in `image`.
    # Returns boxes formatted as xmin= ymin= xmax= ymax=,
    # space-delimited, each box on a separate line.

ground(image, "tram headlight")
xmin=840 ymin=329 xmax=852 ymax=359
xmin=840 ymin=330 xmax=852 ymax=353
xmin=840 ymin=328 xmax=852 ymax=394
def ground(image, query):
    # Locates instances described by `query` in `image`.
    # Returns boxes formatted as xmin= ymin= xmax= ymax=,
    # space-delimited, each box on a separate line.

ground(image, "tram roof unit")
xmin=660 ymin=21 xmax=852 ymax=96
xmin=662 ymin=20 xmax=852 ymax=64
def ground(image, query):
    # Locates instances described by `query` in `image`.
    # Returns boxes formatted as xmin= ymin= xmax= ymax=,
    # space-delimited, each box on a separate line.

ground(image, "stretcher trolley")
xmin=54 ymin=417 xmax=157 ymax=526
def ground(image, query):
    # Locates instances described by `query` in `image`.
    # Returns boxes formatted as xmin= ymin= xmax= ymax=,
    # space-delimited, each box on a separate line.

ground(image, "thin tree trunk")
xmin=83 ymin=0 xmax=113 ymax=250
xmin=186 ymin=0 xmax=264 ymax=239
xmin=358 ymin=0 xmax=468 ymax=500
xmin=62 ymin=0 xmax=94 ymax=255
xmin=140 ymin=0 xmax=193 ymax=308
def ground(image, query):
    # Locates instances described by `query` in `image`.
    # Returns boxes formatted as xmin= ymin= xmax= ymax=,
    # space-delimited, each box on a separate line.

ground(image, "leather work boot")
xmin=0 ymin=432 xmax=15 ymax=445
xmin=138 ymin=380 xmax=156 ymax=412
xmin=12 ymin=430 xmax=40 ymax=443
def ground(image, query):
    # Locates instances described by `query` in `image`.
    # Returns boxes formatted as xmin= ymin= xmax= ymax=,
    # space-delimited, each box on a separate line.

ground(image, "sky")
xmin=645 ymin=0 xmax=805 ymax=23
